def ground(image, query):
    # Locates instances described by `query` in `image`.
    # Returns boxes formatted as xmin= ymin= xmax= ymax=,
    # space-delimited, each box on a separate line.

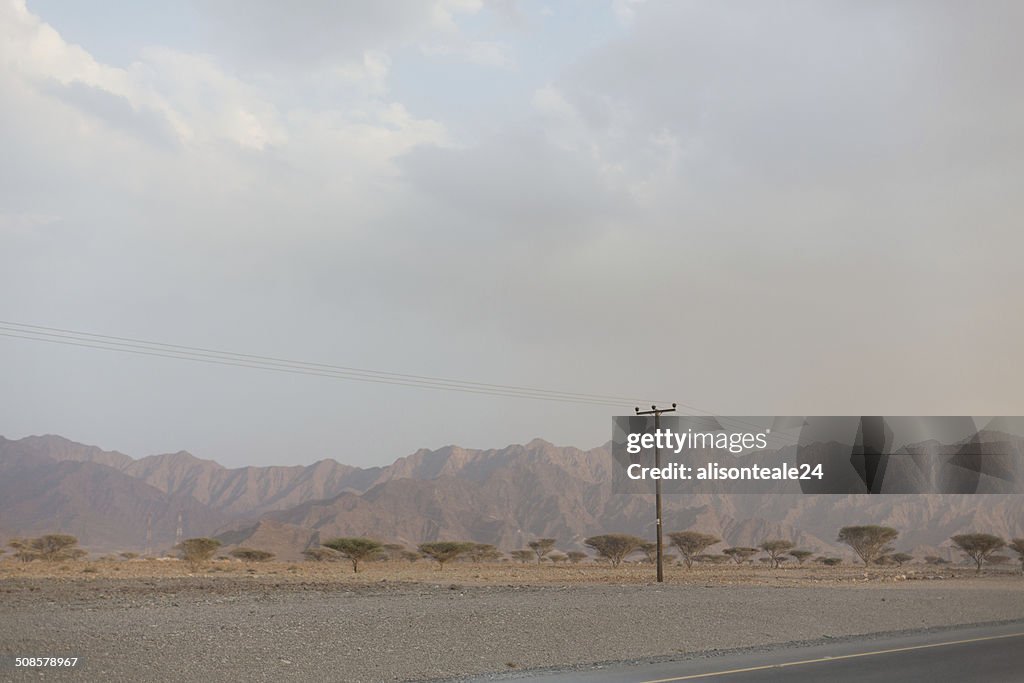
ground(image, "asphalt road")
xmin=468 ymin=621 xmax=1024 ymax=683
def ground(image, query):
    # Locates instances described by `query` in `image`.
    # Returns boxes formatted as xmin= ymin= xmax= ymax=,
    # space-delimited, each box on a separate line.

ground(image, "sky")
xmin=2 ymin=0 xmax=1023 ymax=468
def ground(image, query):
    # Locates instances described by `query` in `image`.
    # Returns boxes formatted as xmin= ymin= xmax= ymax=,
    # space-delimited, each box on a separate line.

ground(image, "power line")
xmin=0 ymin=319 xmax=804 ymax=443
xmin=0 ymin=321 xmax=675 ymax=409
xmin=0 ymin=329 xmax=637 ymax=407
xmin=1 ymin=320 xmax=652 ymax=403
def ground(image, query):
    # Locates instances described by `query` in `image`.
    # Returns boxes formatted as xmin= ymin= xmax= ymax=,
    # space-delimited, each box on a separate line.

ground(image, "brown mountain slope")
xmin=4 ymin=434 xmax=1022 ymax=560
xmin=0 ymin=449 xmax=230 ymax=552
xmin=2 ymin=435 xmax=383 ymax=517
xmin=0 ymin=434 xmax=135 ymax=470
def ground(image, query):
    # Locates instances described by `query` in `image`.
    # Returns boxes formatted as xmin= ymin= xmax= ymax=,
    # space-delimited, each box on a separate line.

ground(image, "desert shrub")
xmin=418 ymin=541 xmax=474 ymax=569
xmin=566 ymin=550 xmax=587 ymax=564
xmin=177 ymin=538 xmax=222 ymax=571
xmin=228 ymin=548 xmax=275 ymax=563
xmin=510 ymin=550 xmax=533 ymax=564
xmin=889 ymin=552 xmax=914 ymax=567
xmin=467 ymin=543 xmax=503 ymax=563
xmin=303 ymin=547 xmax=341 ymax=562
xmin=1009 ymin=539 xmax=1024 ymax=574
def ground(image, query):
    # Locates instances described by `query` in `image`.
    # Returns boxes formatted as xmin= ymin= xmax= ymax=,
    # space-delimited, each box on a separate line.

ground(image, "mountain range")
xmin=2 ymin=434 xmax=1022 ymax=561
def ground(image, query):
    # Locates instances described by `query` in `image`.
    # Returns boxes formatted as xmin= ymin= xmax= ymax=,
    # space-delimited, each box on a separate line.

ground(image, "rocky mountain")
xmin=0 ymin=445 xmax=230 ymax=551
xmin=2 ymin=434 xmax=1022 ymax=560
xmin=2 ymin=435 xmax=383 ymax=517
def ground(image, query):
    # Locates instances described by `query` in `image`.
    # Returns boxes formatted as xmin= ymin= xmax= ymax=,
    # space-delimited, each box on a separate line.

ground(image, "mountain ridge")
xmin=2 ymin=433 xmax=1022 ymax=561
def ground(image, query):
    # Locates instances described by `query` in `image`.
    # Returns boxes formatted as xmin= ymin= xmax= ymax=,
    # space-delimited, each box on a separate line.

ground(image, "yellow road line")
xmin=639 ymin=631 xmax=1024 ymax=683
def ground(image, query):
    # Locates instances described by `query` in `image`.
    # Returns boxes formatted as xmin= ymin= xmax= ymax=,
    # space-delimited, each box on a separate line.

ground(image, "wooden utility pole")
xmin=635 ymin=403 xmax=676 ymax=582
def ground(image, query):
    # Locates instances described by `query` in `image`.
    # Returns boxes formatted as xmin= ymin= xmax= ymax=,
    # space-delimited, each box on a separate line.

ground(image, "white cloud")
xmin=3 ymin=0 xmax=1024 ymax=466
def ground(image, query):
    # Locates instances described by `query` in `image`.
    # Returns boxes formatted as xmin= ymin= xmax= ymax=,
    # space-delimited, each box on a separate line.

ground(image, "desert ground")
xmin=2 ymin=559 xmax=1023 ymax=682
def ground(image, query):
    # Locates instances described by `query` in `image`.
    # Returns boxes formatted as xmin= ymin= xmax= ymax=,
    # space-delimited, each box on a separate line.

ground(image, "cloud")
xmin=3 ymin=0 xmax=1024 ymax=466
xmin=37 ymin=79 xmax=179 ymax=147
xmin=190 ymin=0 xmax=490 ymax=68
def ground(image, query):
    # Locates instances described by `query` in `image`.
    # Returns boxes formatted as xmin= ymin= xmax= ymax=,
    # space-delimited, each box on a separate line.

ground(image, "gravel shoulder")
xmin=2 ymin=576 xmax=1023 ymax=682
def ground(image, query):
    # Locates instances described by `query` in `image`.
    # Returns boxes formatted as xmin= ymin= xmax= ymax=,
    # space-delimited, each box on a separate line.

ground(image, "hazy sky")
xmin=2 ymin=0 xmax=1023 ymax=468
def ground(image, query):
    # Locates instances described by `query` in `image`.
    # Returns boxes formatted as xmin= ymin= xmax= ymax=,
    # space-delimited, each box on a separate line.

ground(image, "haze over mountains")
xmin=2 ymin=434 xmax=1022 ymax=561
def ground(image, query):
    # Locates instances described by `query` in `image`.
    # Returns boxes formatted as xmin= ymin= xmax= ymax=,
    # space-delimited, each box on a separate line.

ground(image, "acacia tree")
xmin=583 ymin=534 xmax=645 ymax=567
xmin=510 ymin=549 xmax=534 ymax=564
xmin=303 ymin=547 xmax=341 ymax=562
xmin=668 ymin=531 xmax=721 ymax=569
xmin=322 ymin=537 xmax=383 ymax=573
xmin=566 ymin=550 xmax=587 ymax=565
xmin=548 ymin=552 xmax=568 ymax=565
xmin=178 ymin=537 xmax=221 ymax=571
xmin=950 ymin=534 xmax=1006 ymax=574
xmin=418 ymin=541 xmax=474 ymax=569
xmin=789 ymin=550 xmax=813 ymax=565
xmin=467 ymin=543 xmax=503 ymax=564
xmin=786 ymin=548 xmax=811 ymax=565
xmin=639 ymin=542 xmax=658 ymax=564
xmin=1009 ymin=539 xmax=1024 ymax=574
xmin=722 ymin=547 xmax=759 ymax=565
xmin=528 ymin=539 xmax=557 ymax=564
xmin=889 ymin=552 xmax=914 ymax=568
xmin=229 ymin=548 xmax=275 ymax=563
xmin=8 ymin=539 xmax=38 ymax=563
xmin=759 ymin=539 xmax=795 ymax=568
xmin=837 ymin=526 xmax=899 ymax=566
xmin=21 ymin=534 xmax=82 ymax=562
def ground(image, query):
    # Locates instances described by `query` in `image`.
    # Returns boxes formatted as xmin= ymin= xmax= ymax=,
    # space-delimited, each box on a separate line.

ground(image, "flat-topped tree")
xmin=229 ymin=548 xmax=275 ymax=563
xmin=722 ymin=547 xmax=759 ymax=565
xmin=467 ymin=543 xmax=503 ymax=564
xmin=28 ymin=534 xmax=81 ymax=562
xmin=789 ymin=550 xmax=813 ymax=565
xmin=322 ymin=537 xmax=383 ymax=573
xmin=950 ymin=534 xmax=1006 ymax=573
xmin=178 ymin=537 xmax=221 ymax=571
xmin=667 ymin=531 xmax=721 ymax=569
xmin=889 ymin=552 xmax=914 ymax=568
xmin=583 ymin=534 xmax=645 ymax=567
xmin=510 ymin=550 xmax=533 ymax=564
xmin=837 ymin=526 xmax=899 ymax=566
xmin=303 ymin=547 xmax=341 ymax=562
xmin=1009 ymin=539 xmax=1024 ymax=574
xmin=528 ymin=538 xmax=557 ymax=564
xmin=566 ymin=550 xmax=587 ymax=565
xmin=418 ymin=541 xmax=474 ymax=569
xmin=759 ymin=539 xmax=795 ymax=568
xmin=8 ymin=539 xmax=36 ymax=562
